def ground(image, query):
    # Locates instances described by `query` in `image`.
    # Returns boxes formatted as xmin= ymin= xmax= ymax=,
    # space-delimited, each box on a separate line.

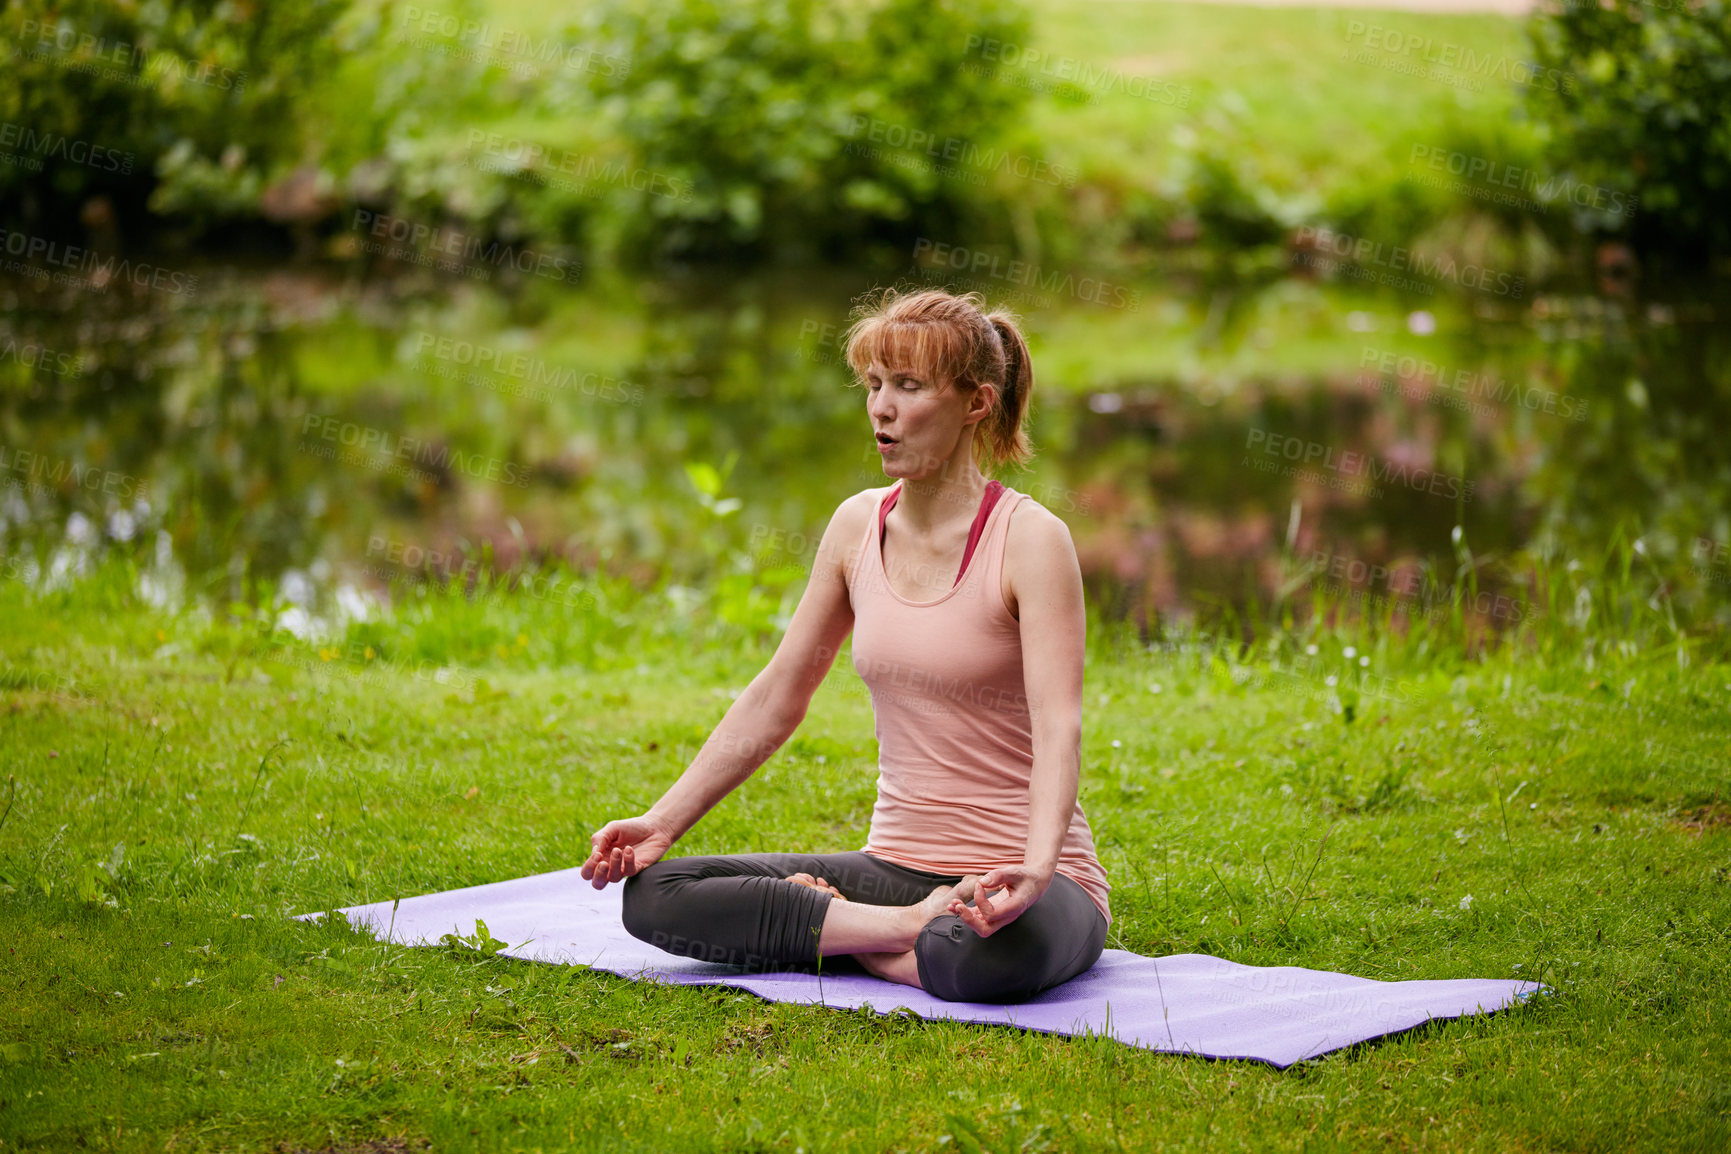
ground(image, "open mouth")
xmin=876 ymin=432 xmax=898 ymax=444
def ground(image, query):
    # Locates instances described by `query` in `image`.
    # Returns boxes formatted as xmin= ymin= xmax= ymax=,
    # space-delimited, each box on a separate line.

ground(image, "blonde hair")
xmin=841 ymin=287 xmax=1035 ymax=472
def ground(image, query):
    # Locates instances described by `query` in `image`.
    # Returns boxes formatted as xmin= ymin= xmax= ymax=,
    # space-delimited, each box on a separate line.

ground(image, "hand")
xmin=946 ymin=864 xmax=1052 ymax=938
xmin=579 ymin=814 xmax=675 ymax=889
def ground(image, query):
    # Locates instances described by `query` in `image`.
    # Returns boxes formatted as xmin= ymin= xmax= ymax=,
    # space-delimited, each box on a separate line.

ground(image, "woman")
xmin=580 ymin=288 xmax=1111 ymax=1004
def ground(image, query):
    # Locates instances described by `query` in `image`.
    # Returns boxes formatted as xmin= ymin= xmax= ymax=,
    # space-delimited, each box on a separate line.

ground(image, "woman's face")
xmin=865 ymin=358 xmax=993 ymax=480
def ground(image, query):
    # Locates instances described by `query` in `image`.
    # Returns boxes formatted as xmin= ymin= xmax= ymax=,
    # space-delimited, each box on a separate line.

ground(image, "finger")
xmin=623 ymin=845 xmax=637 ymax=875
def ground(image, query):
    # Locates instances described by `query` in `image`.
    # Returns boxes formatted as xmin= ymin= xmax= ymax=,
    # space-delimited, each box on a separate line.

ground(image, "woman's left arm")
xmin=947 ymin=503 xmax=1087 ymax=938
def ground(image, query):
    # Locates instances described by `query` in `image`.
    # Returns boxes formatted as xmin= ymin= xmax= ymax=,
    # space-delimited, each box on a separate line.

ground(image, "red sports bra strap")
xmin=879 ymin=480 xmax=1005 ymax=587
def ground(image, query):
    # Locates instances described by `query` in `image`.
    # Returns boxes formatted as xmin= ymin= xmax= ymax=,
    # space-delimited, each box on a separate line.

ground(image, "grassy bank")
xmin=0 ymin=0 xmax=1541 ymax=271
xmin=0 ymin=558 xmax=1727 ymax=1151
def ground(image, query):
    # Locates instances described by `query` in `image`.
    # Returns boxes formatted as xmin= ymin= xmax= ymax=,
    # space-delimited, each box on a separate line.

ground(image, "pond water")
xmin=1 ymin=257 xmax=1724 ymax=638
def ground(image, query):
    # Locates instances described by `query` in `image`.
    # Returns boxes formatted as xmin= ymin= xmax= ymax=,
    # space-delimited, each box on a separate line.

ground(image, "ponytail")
xmin=985 ymin=312 xmax=1035 ymax=472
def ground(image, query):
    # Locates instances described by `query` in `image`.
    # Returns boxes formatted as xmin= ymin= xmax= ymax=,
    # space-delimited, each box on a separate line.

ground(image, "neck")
xmin=892 ymin=460 xmax=989 ymax=532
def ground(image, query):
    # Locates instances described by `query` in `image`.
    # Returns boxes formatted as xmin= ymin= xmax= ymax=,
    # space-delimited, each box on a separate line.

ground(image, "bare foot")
xmin=783 ymin=872 xmax=846 ymax=900
xmin=912 ymin=874 xmax=980 ymax=926
xmin=857 ymin=876 xmax=983 ymax=989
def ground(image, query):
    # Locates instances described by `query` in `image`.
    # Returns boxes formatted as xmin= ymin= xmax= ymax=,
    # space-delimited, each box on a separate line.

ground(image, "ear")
xmin=965 ymin=382 xmax=997 ymax=425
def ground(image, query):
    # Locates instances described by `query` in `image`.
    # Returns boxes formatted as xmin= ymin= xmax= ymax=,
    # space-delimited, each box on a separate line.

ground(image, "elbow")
xmin=741 ymin=677 xmax=804 ymax=744
xmin=1032 ymin=719 xmax=1083 ymax=753
xmin=762 ymin=664 xmax=818 ymax=725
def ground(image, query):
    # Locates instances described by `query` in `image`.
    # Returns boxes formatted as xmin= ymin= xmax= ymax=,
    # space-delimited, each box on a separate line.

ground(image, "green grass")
xmin=1 ymin=554 xmax=1728 ymax=1151
xmin=437 ymin=0 xmax=1529 ymax=198
xmin=1025 ymin=2 xmax=1528 ymax=187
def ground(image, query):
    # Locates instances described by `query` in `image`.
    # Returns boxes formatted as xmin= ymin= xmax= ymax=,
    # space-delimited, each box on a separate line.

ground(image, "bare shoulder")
xmin=821 ymin=486 xmax=889 ymax=583
xmin=833 ymin=486 xmax=888 ymax=547
xmin=1002 ymin=492 xmax=1081 ymax=618
xmin=1005 ymin=492 xmax=1077 ymax=558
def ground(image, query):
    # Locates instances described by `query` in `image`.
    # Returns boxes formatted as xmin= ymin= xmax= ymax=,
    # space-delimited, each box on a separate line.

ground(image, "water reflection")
xmin=1 ymin=263 xmax=1724 ymax=636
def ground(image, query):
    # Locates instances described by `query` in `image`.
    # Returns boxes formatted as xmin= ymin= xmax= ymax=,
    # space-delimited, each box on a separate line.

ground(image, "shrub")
xmin=1523 ymin=0 xmax=1731 ymax=272
xmin=577 ymin=0 xmax=1034 ymax=263
xmin=0 ymin=0 xmax=358 ymax=239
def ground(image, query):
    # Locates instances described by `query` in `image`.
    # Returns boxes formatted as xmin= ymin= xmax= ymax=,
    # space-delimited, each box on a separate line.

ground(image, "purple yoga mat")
xmin=297 ymin=866 xmax=1548 ymax=1069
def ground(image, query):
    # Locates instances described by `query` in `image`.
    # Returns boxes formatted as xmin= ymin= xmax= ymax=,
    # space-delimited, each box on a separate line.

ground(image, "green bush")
xmin=1523 ymin=0 xmax=1731 ymax=271
xmin=577 ymin=0 xmax=1034 ymax=263
xmin=0 ymin=0 xmax=368 ymax=237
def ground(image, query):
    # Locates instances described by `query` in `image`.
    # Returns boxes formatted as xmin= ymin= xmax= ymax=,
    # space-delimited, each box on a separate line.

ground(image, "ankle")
xmin=896 ymin=898 xmax=934 ymax=947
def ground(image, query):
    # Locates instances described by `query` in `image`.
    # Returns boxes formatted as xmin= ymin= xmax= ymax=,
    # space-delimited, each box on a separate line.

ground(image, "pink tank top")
xmin=847 ymin=481 xmax=1113 ymax=926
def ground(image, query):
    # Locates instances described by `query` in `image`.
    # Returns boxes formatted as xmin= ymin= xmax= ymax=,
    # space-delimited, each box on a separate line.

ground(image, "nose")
xmin=867 ymin=384 xmax=892 ymax=423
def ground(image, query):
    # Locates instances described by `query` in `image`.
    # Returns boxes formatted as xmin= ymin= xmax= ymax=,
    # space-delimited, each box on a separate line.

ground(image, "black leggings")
xmin=620 ymin=849 xmax=1108 ymax=1004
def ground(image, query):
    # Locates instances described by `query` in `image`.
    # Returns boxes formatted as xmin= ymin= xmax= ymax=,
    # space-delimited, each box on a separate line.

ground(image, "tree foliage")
xmin=0 ymin=0 xmax=364 ymax=238
xmin=578 ymin=0 xmax=1034 ymax=262
xmin=1524 ymin=0 xmax=1731 ymax=270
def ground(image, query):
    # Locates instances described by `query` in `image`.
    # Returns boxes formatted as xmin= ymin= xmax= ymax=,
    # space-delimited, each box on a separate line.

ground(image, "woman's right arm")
xmin=580 ymin=492 xmax=869 ymax=887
